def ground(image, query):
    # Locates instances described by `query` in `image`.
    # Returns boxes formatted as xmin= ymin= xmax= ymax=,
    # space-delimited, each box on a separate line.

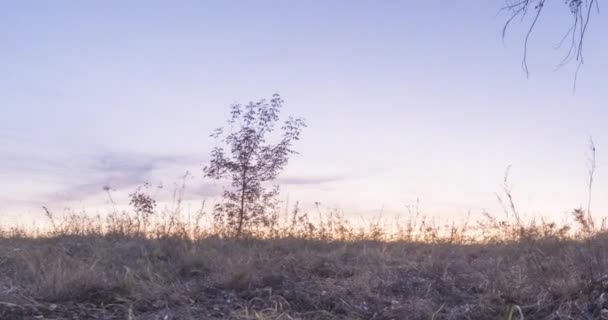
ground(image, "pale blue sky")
xmin=1 ymin=1 xmax=607 ymax=223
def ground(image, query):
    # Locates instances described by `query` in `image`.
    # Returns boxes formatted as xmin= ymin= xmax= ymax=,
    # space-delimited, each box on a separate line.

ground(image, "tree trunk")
xmin=237 ymin=168 xmax=247 ymax=237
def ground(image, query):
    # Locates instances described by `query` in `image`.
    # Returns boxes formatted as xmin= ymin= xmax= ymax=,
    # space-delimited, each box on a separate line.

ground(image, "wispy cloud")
xmin=276 ymin=166 xmax=392 ymax=186
xmin=0 ymin=151 xmax=205 ymax=208
xmin=276 ymin=175 xmax=348 ymax=185
xmin=57 ymin=153 xmax=203 ymax=199
xmin=190 ymin=183 xmax=224 ymax=198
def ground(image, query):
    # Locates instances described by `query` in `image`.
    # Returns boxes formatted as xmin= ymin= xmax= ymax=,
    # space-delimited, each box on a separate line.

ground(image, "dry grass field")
xmin=0 ymin=207 xmax=607 ymax=320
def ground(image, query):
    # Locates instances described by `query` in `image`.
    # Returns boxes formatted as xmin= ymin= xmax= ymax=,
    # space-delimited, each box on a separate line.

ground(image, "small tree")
xmin=204 ymin=94 xmax=306 ymax=237
xmin=129 ymin=183 xmax=157 ymax=233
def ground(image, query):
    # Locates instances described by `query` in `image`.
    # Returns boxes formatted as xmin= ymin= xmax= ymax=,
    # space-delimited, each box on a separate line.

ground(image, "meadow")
xmin=3 ymin=0 xmax=606 ymax=319
xmin=0 ymin=202 xmax=607 ymax=320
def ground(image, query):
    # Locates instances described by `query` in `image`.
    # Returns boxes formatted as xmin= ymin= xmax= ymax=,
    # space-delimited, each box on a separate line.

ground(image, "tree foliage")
xmin=204 ymin=94 xmax=306 ymax=237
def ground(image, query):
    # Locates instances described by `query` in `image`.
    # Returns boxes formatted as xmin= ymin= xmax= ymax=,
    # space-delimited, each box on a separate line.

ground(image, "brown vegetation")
xmin=1 ymin=204 xmax=607 ymax=320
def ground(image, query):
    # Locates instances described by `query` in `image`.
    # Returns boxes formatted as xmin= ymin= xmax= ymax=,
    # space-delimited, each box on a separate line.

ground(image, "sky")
xmin=2 ymin=1 xmax=608 ymax=225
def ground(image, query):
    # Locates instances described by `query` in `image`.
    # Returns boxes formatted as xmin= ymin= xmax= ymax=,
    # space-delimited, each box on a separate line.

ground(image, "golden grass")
xmin=0 ymin=204 xmax=607 ymax=319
